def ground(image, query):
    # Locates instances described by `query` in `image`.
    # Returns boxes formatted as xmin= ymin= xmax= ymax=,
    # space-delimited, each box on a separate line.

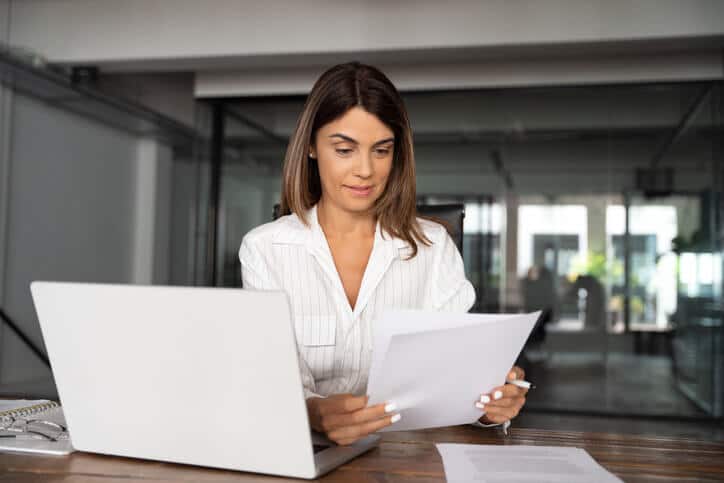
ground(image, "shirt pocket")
xmin=296 ymin=315 xmax=337 ymax=379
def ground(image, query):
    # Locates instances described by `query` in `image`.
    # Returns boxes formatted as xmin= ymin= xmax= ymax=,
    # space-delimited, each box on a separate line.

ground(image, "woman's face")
xmin=310 ymin=106 xmax=394 ymax=215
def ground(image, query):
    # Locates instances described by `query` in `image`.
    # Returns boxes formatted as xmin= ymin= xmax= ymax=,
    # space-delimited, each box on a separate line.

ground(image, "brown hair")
xmin=279 ymin=61 xmax=430 ymax=258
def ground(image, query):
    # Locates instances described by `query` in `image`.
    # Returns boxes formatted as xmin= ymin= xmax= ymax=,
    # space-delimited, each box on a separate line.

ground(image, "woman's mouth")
xmin=344 ymin=185 xmax=374 ymax=197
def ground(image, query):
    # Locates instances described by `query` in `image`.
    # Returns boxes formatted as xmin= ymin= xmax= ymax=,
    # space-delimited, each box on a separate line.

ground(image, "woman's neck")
xmin=316 ymin=198 xmax=376 ymax=240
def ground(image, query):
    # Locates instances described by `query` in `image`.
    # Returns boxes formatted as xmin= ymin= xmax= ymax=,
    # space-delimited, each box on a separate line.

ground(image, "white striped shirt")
xmin=239 ymin=203 xmax=476 ymax=399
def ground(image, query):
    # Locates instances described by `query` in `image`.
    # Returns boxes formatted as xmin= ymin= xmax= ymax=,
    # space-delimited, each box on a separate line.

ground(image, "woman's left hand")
xmin=476 ymin=366 xmax=527 ymax=425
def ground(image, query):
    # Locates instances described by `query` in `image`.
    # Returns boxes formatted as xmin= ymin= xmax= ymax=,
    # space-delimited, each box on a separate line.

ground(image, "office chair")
xmin=417 ymin=204 xmax=465 ymax=256
xmin=272 ymin=203 xmax=465 ymax=256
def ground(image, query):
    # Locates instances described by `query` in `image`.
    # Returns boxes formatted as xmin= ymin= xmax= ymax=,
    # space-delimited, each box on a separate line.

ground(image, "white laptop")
xmin=29 ymin=281 xmax=378 ymax=479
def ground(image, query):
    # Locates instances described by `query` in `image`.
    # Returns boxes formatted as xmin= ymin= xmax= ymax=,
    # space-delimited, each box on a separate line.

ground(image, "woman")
xmin=239 ymin=62 xmax=527 ymax=446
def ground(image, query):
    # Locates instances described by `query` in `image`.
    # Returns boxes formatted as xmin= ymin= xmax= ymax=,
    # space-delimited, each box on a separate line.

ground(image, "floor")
xmin=522 ymin=351 xmax=708 ymax=417
xmin=515 ymin=411 xmax=724 ymax=441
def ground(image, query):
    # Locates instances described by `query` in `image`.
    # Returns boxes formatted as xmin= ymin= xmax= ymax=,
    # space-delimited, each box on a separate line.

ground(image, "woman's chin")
xmin=322 ymin=191 xmax=380 ymax=214
xmin=340 ymin=197 xmax=377 ymax=213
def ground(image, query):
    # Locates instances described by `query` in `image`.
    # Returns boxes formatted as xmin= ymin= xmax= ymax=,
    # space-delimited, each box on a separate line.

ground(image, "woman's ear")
xmin=309 ymin=146 xmax=317 ymax=159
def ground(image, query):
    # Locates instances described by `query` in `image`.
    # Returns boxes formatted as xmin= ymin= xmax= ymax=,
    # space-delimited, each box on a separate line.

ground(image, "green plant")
xmin=630 ymin=295 xmax=645 ymax=316
xmin=569 ymin=250 xmax=623 ymax=285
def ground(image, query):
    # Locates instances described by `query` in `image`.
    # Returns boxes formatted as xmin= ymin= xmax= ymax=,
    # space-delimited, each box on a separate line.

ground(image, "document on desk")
xmin=366 ymin=310 xmax=540 ymax=432
xmin=435 ymin=444 xmax=623 ymax=483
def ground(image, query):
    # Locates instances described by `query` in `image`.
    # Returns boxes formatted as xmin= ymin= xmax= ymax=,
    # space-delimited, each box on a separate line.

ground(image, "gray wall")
xmin=169 ymin=158 xmax=198 ymax=286
xmin=0 ymin=91 xmax=190 ymax=390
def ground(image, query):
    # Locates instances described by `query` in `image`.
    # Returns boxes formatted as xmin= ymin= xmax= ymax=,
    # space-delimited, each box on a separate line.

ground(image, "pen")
xmin=508 ymin=379 xmax=535 ymax=390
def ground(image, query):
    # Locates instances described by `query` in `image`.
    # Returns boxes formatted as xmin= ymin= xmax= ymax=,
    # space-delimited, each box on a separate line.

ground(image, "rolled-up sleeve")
xmin=238 ymin=235 xmax=324 ymax=400
xmin=430 ymin=228 xmax=476 ymax=312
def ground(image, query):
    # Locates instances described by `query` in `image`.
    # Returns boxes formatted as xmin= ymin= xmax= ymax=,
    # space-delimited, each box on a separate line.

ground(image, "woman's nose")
xmin=354 ymin=152 xmax=374 ymax=178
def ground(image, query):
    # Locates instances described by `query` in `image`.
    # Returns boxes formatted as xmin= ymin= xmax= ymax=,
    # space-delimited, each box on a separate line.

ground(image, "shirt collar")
xmin=273 ymin=203 xmax=408 ymax=251
xmin=274 ymin=203 xmax=408 ymax=317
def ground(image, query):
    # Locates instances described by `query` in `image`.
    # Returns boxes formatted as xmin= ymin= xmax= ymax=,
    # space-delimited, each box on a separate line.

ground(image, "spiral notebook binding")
xmin=0 ymin=401 xmax=60 ymax=420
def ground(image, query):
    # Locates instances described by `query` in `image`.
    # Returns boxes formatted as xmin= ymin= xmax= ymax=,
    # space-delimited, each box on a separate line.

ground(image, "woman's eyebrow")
xmin=373 ymin=137 xmax=395 ymax=146
xmin=328 ymin=133 xmax=394 ymax=146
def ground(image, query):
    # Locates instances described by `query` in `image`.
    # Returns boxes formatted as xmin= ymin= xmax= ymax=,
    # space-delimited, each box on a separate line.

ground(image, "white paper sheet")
xmin=366 ymin=310 xmax=540 ymax=432
xmin=435 ymin=444 xmax=623 ymax=483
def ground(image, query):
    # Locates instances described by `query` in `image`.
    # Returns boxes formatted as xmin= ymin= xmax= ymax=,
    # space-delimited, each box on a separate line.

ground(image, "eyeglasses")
xmin=0 ymin=416 xmax=68 ymax=442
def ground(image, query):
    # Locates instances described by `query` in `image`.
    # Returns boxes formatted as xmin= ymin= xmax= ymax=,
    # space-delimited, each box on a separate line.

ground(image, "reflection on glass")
xmin=462 ymin=201 xmax=503 ymax=312
xmin=518 ymin=205 xmax=588 ymax=278
xmin=199 ymin=82 xmax=723 ymax=423
xmin=607 ymin=204 xmax=680 ymax=328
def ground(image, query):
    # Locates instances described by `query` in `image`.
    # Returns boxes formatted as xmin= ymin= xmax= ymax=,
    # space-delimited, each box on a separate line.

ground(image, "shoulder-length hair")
xmin=279 ymin=61 xmax=431 ymax=258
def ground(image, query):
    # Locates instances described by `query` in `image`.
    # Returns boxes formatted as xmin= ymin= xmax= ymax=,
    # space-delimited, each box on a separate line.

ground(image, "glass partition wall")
xmin=197 ymin=82 xmax=723 ymax=422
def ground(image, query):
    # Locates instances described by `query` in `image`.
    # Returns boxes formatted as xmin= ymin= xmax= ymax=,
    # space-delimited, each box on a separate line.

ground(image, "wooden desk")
xmin=2 ymin=426 xmax=723 ymax=482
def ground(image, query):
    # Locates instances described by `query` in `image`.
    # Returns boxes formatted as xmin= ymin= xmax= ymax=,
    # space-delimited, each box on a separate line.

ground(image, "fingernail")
xmin=509 ymin=372 xmax=517 ymax=380
xmin=390 ymin=414 xmax=401 ymax=423
xmin=480 ymin=395 xmax=491 ymax=404
xmin=494 ymin=390 xmax=503 ymax=400
xmin=475 ymin=402 xmax=486 ymax=409
xmin=384 ymin=402 xmax=398 ymax=413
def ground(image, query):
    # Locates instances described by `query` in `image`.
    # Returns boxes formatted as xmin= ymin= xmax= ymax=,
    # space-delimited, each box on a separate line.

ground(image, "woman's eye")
xmin=335 ymin=149 xmax=352 ymax=155
xmin=375 ymin=149 xmax=391 ymax=156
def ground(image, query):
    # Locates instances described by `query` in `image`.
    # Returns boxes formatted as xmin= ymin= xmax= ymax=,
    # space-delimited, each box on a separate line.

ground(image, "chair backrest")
xmin=417 ymin=203 xmax=465 ymax=256
xmin=272 ymin=203 xmax=465 ymax=255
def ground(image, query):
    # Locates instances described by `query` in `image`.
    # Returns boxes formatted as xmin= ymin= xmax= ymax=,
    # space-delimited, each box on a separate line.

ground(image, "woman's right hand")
xmin=306 ymin=394 xmax=400 ymax=446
